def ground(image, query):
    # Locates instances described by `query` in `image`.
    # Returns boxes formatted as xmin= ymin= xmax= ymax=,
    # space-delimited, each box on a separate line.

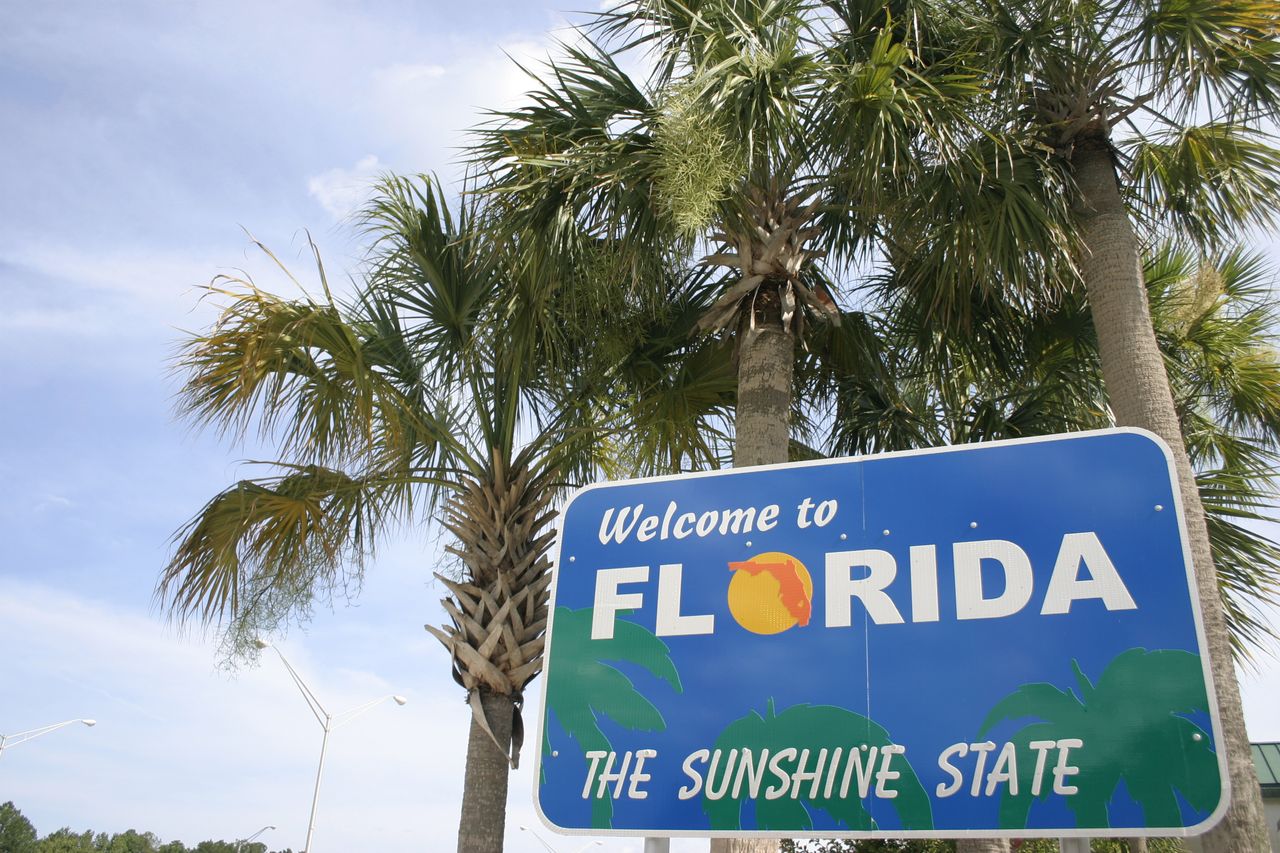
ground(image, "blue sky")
xmin=0 ymin=3 xmax=1278 ymax=852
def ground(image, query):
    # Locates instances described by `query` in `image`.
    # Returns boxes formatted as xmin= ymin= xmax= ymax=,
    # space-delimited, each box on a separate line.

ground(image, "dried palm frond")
xmin=424 ymin=449 xmax=556 ymax=768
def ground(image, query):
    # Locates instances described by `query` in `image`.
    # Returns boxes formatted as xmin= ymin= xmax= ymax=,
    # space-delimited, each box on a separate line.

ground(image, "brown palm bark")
xmin=735 ymin=325 xmax=794 ymax=468
xmin=457 ymin=689 xmax=516 ymax=853
xmin=712 ymin=840 xmax=781 ymax=853
xmin=1126 ymin=838 xmax=1149 ymax=853
xmin=719 ymin=283 xmax=794 ymax=853
xmin=1072 ymin=137 xmax=1269 ymax=851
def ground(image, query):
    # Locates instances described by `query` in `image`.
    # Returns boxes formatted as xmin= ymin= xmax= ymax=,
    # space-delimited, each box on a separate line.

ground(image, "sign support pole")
xmin=1060 ymin=838 xmax=1089 ymax=853
xmin=643 ymin=839 xmax=670 ymax=853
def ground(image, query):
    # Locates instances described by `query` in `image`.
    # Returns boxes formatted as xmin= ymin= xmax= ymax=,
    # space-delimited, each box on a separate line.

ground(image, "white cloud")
xmin=31 ymin=494 xmax=73 ymax=513
xmin=307 ymin=154 xmax=385 ymax=222
xmin=364 ymin=35 xmax=564 ymax=187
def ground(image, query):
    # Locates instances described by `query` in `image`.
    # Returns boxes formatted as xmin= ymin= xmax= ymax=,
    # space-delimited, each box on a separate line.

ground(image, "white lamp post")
xmin=254 ymin=640 xmax=406 ymax=853
xmin=235 ymin=824 xmax=276 ymax=852
xmin=0 ymin=719 xmax=95 ymax=758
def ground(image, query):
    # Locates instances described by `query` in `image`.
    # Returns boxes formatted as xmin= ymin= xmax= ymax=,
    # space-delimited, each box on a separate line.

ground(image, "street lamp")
xmin=518 ymin=825 xmax=603 ymax=853
xmin=235 ymin=825 xmax=276 ymax=852
xmin=254 ymin=640 xmax=406 ymax=853
xmin=0 ymin=719 xmax=95 ymax=758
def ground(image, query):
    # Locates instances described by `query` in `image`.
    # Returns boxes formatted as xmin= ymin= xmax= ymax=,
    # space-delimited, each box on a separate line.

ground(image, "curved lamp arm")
xmin=0 ymin=719 xmax=95 ymax=756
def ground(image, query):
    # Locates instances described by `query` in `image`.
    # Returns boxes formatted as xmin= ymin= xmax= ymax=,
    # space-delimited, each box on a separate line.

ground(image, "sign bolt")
xmin=1155 ymin=504 xmax=1164 ymax=512
xmin=840 ymin=533 xmax=848 ymax=541
xmin=1192 ymin=733 xmax=1203 ymax=742
xmin=745 ymin=541 xmax=753 ymax=548
xmin=882 ymin=529 xmax=891 ymax=536
xmin=552 ymin=750 xmax=560 ymax=757
xmin=970 ymin=521 xmax=978 ymax=529
xmin=569 ymin=556 xmax=576 ymax=562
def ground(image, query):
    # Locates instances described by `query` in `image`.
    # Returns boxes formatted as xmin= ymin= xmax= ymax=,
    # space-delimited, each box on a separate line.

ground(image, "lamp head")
xmin=393 ymin=695 xmax=408 ymax=706
xmin=81 ymin=720 xmax=96 ymax=727
xmin=252 ymin=639 xmax=270 ymax=650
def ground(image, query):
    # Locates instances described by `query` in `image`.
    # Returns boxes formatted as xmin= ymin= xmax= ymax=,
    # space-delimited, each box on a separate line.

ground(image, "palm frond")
xmin=175 ymin=280 xmax=429 ymax=468
xmin=1126 ymin=123 xmax=1280 ymax=246
xmin=159 ymin=462 xmax=434 ymax=628
xmin=1132 ymin=0 xmax=1280 ymax=120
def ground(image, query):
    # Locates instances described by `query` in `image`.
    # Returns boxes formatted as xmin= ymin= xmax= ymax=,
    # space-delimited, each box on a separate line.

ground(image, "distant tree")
xmin=0 ymin=802 xmax=37 ymax=853
xmin=99 ymin=831 xmax=159 ymax=853
xmin=0 ymin=808 xmax=285 ymax=853
xmin=33 ymin=829 xmax=97 ymax=853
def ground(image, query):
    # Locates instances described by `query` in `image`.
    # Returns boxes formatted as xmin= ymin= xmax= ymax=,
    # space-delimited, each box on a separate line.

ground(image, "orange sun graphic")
xmin=726 ymin=551 xmax=813 ymax=634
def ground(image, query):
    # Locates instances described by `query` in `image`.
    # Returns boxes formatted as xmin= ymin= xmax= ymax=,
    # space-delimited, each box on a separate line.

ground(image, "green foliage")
xmin=472 ymin=0 xmax=991 ymax=346
xmin=544 ymin=607 xmax=682 ymax=827
xmin=1146 ymin=247 xmax=1280 ymax=656
xmin=30 ymin=831 xmax=98 ymax=853
xmin=958 ymin=0 xmax=1280 ymax=248
xmin=979 ymin=650 xmax=1220 ymax=829
xmin=96 ymin=832 xmax=160 ymax=853
xmin=704 ymin=702 xmax=933 ymax=832
xmin=0 ymin=805 xmax=287 ymax=853
xmin=818 ymin=247 xmax=1280 ymax=658
xmin=0 ymin=802 xmax=37 ymax=853
xmin=160 ymin=174 xmax=631 ymax=661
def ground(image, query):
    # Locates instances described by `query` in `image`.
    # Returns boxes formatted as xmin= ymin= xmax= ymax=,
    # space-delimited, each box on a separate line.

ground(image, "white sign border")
xmin=530 ymin=427 xmax=1231 ymax=840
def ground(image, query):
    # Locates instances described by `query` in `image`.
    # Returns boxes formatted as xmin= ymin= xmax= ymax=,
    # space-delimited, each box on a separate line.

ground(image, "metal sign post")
xmin=533 ymin=429 xmax=1228 ymax=842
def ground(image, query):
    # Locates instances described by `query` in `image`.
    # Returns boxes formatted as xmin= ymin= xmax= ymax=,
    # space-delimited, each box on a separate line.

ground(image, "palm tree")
xmin=470 ymin=8 xmax=986 ymax=849
xmin=470 ymin=9 xmax=1134 ymax=852
xmin=470 ymin=0 xmax=986 ymax=468
xmin=927 ymin=2 xmax=1280 ymax=846
xmin=813 ymin=246 xmax=1280 ymax=660
xmin=158 ymin=176 xmax=631 ymax=853
xmin=977 ymin=649 xmax=1220 ymax=831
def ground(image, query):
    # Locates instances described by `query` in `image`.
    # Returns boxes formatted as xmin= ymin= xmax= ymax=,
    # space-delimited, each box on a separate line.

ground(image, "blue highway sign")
xmin=533 ymin=429 xmax=1227 ymax=839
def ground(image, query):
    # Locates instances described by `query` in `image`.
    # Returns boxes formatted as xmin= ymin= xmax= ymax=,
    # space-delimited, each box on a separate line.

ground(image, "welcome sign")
xmin=533 ymin=429 xmax=1228 ymax=839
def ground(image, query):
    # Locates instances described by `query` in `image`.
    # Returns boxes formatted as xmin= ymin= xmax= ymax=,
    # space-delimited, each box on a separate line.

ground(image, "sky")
xmin=0 ymin=3 xmax=1278 ymax=853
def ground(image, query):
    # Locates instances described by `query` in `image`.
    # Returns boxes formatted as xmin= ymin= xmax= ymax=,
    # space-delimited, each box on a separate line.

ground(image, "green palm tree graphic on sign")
xmin=543 ymin=606 xmax=683 ymax=828
xmin=704 ymin=701 xmax=934 ymax=832
xmin=978 ymin=648 xmax=1221 ymax=830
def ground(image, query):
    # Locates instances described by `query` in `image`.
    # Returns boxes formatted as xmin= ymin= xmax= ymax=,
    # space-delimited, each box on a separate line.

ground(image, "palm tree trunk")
xmin=955 ymin=841 xmax=1010 ymax=853
xmin=1072 ymin=139 xmax=1269 ymax=852
xmin=457 ymin=689 xmax=514 ymax=853
xmin=723 ymin=286 xmax=794 ymax=853
xmin=712 ymin=841 xmax=782 ymax=853
xmin=1127 ymin=838 xmax=1149 ymax=853
xmin=735 ymin=289 xmax=794 ymax=469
